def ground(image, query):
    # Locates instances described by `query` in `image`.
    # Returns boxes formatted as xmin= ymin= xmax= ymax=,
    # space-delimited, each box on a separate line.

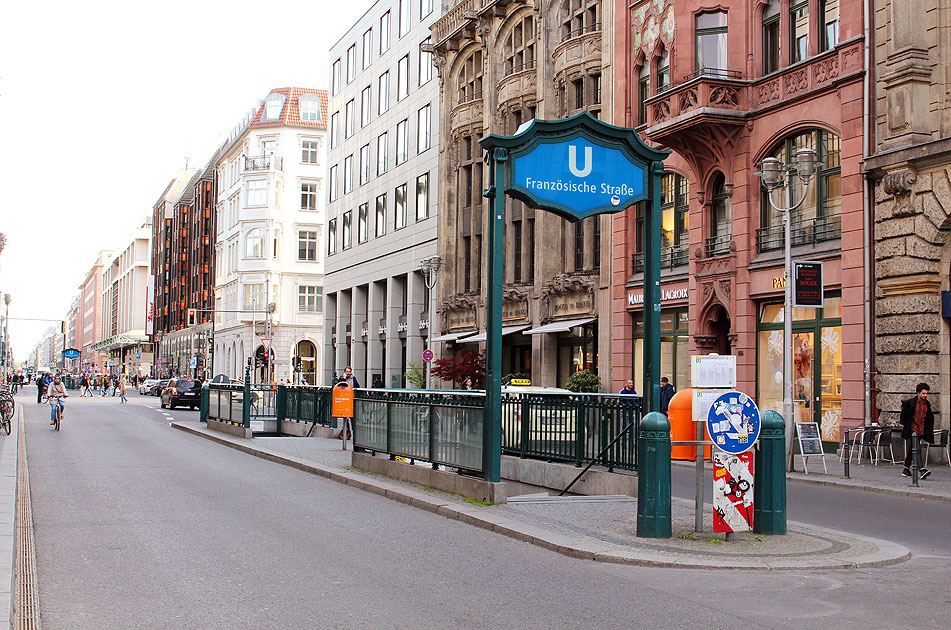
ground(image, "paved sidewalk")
xmin=171 ymin=420 xmax=910 ymax=571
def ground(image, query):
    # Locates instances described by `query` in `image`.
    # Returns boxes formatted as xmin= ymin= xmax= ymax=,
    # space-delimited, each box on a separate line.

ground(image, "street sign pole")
xmin=482 ymin=147 xmax=508 ymax=484
xmin=643 ymin=161 xmax=664 ymax=412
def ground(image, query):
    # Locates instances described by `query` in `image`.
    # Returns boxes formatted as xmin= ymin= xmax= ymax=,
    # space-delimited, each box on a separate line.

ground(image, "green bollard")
xmin=200 ymin=382 xmax=210 ymax=422
xmin=276 ymin=383 xmax=287 ymax=425
xmin=754 ymin=410 xmax=787 ymax=535
xmin=637 ymin=411 xmax=672 ymax=538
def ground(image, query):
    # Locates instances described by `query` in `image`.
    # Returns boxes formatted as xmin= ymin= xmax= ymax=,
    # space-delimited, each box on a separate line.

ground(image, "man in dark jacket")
xmin=36 ymin=374 xmax=46 ymax=403
xmin=659 ymin=377 xmax=675 ymax=415
xmin=899 ymin=382 xmax=935 ymax=479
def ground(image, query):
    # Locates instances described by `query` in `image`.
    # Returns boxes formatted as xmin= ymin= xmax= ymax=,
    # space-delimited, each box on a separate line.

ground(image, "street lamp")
xmin=419 ymin=255 xmax=442 ymax=389
xmin=755 ymin=147 xmax=817 ymax=470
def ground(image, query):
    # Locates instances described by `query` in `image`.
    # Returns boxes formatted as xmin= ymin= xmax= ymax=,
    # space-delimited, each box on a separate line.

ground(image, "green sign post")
xmin=479 ymin=113 xmax=669 ymax=482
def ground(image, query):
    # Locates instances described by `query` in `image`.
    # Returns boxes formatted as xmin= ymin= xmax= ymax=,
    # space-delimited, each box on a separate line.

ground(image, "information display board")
xmin=795 ymin=421 xmax=827 ymax=474
xmin=713 ymin=450 xmax=754 ymax=533
xmin=792 ymin=260 xmax=823 ymax=308
xmin=691 ymin=355 xmax=737 ymax=389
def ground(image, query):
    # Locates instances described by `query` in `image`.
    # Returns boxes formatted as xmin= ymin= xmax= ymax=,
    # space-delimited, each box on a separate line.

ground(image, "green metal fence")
xmin=353 ymin=389 xmax=485 ymax=472
xmin=500 ymin=392 xmax=642 ymax=471
xmin=207 ymin=384 xmax=245 ymax=426
xmin=248 ymin=384 xmax=278 ymax=420
xmin=284 ymin=386 xmax=333 ymax=427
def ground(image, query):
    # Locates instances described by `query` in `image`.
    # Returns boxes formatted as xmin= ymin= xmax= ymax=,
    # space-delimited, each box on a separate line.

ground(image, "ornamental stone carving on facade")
xmin=539 ymin=273 xmax=596 ymax=322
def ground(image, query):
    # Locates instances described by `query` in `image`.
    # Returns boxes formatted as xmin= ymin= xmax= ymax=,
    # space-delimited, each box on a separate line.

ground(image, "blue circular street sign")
xmin=705 ymin=391 xmax=761 ymax=455
xmin=422 ymin=349 xmax=434 ymax=362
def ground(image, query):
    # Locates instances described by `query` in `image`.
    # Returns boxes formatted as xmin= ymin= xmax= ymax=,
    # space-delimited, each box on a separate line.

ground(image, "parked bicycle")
xmin=0 ymin=386 xmax=14 ymax=436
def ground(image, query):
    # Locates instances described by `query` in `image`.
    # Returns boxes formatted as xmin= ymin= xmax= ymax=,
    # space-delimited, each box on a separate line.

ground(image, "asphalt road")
xmin=22 ymin=392 xmax=951 ymax=629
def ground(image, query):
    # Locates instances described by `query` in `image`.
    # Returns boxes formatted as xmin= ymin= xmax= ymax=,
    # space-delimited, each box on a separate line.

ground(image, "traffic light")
xmin=60 ymin=320 xmax=66 ymax=334
xmin=262 ymin=351 xmax=269 ymax=361
xmin=187 ymin=308 xmax=197 ymax=326
xmin=247 ymin=357 xmax=253 ymax=367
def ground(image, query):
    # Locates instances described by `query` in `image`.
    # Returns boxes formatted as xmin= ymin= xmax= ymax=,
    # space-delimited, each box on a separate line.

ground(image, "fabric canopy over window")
xmin=456 ymin=324 xmax=530 ymax=343
xmin=521 ymin=317 xmax=595 ymax=335
xmin=431 ymin=331 xmax=477 ymax=343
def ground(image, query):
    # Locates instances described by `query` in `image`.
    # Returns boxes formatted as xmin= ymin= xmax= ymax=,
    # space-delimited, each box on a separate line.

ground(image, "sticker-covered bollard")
xmin=753 ymin=410 xmax=786 ymax=535
xmin=200 ymin=381 xmax=210 ymax=422
xmin=637 ymin=411 xmax=672 ymax=538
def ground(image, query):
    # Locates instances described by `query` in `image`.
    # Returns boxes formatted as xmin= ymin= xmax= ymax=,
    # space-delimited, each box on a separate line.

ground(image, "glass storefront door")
xmin=792 ymin=332 xmax=814 ymax=424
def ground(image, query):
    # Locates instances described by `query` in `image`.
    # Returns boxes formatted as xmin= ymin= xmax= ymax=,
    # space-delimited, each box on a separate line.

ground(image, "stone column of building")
xmin=406 ymin=270 xmax=426 ymax=383
xmin=351 ymin=286 xmax=368 ymax=384
xmin=335 ymin=290 xmax=352 ymax=380
xmin=367 ymin=282 xmax=385 ymax=386
xmin=385 ymin=275 xmax=404 ymax=387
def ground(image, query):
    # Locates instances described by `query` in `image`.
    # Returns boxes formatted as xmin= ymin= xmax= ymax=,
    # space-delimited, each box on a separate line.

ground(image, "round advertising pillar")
xmin=637 ymin=411 xmax=672 ymax=538
xmin=753 ymin=410 xmax=787 ymax=535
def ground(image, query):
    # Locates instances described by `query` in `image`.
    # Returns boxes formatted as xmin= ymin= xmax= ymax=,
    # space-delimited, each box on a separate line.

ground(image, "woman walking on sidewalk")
xmin=118 ymin=376 xmax=128 ymax=404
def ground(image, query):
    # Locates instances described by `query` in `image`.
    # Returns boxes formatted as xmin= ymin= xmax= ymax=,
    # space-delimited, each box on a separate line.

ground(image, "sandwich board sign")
xmin=795 ymin=422 xmax=827 ymax=474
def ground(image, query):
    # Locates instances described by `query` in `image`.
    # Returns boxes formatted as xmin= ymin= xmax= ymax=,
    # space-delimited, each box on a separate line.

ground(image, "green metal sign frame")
xmin=479 ymin=112 xmax=669 ymax=482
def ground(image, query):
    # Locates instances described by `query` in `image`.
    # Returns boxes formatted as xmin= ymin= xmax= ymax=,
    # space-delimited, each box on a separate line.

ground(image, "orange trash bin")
xmin=668 ymin=388 xmax=711 ymax=461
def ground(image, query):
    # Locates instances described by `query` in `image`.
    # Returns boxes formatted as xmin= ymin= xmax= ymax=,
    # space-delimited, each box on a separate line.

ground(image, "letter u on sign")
xmin=568 ymin=145 xmax=592 ymax=177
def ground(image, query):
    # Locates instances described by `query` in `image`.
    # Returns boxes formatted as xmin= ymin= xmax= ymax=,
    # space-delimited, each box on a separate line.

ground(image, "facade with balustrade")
xmin=612 ymin=0 xmax=867 ymax=447
xmin=211 ymin=87 xmax=329 ymax=384
xmin=431 ymin=0 xmax=615 ymax=389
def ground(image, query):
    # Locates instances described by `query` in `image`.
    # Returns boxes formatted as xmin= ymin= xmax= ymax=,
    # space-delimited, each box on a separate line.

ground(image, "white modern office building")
xmin=212 ymin=87 xmax=330 ymax=384
xmin=323 ymin=0 xmax=442 ymax=388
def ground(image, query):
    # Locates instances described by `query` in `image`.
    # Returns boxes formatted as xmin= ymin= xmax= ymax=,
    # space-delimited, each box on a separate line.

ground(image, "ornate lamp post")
xmin=418 ymin=255 xmax=442 ymax=389
xmin=755 ymin=147 xmax=818 ymax=470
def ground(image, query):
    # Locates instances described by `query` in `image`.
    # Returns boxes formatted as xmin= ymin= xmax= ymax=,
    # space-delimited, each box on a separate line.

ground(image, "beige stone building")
xmin=865 ymin=0 xmax=951 ymax=431
xmin=431 ymin=0 xmax=615 ymax=388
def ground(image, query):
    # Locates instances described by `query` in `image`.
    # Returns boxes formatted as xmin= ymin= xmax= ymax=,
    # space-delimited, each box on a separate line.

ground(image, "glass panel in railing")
xmin=231 ymin=391 xmax=242 ymax=425
xmin=390 ymin=402 xmax=429 ymax=460
xmin=432 ymin=404 xmax=482 ymax=471
xmin=354 ymin=399 xmax=387 ymax=451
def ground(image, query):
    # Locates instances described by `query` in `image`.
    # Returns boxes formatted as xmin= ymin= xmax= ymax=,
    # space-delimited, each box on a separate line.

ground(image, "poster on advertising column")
xmin=713 ymin=450 xmax=754 ymax=533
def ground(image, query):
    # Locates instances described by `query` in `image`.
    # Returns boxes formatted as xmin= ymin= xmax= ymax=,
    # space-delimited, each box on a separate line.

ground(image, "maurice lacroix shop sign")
xmin=628 ymin=287 xmax=688 ymax=305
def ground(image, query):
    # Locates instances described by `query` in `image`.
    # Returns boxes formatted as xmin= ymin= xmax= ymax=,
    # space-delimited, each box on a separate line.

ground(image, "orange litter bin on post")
xmin=668 ymin=388 xmax=711 ymax=461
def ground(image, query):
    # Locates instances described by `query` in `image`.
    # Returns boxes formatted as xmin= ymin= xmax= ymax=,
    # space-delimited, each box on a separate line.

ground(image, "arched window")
xmin=503 ymin=14 xmax=535 ymax=77
xmin=456 ymin=50 xmax=483 ymax=104
xmin=561 ymin=0 xmax=600 ymax=41
xmin=758 ymin=129 xmax=841 ymax=252
xmin=245 ymin=228 xmax=265 ymax=259
xmin=762 ymin=0 xmax=780 ymax=74
xmin=656 ymin=47 xmax=670 ymax=94
xmin=295 ymin=340 xmax=318 ymax=385
xmin=706 ymin=173 xmax=731 ymax=256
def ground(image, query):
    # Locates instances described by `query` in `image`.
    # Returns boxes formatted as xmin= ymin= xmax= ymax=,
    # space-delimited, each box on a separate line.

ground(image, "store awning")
xmin=521 ymin=317 xmax=596 ymax=335
xmin=89 ymin=332 xmax=150 ymax=352
xmin=431 ymin=331 xmax=477 ymax=343
xmin=457 ymin=324 xmax=531 ymax=343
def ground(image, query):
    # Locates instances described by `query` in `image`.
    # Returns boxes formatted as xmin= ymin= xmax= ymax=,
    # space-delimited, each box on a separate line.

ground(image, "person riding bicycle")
xmin=47 ymin=376 xmax=68 ymax=426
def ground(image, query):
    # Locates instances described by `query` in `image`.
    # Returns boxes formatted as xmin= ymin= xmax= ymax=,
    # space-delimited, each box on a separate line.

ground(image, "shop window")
xmin=557 ymin=322 xmax=598 ymax=387
xmin=695 ymin=11 xmax=728 ymax=74
xmin=762 ymin=0 xmax=781 ymax=74
xmin=631 ymin=309 xmax=690 ymax=394
xmin=757 ymin=296 xmax=842 ymax=444
xmin=758 ymin=129 xmax=841 ymax=252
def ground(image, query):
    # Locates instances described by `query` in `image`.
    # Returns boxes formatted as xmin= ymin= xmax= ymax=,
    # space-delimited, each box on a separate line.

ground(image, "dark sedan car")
xmin=160 ymin=378 xmax=202 ymax=410
xmin=149 ymin=379 xmax=169 ymax=396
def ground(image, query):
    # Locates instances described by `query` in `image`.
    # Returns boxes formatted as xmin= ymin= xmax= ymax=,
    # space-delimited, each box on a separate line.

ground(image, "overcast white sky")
xmin=0 ymin=0 xmax=374 ymax=362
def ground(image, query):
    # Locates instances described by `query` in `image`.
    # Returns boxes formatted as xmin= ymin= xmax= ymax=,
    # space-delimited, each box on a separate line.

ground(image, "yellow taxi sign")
xmin=509 ymin=378 xmax=532 ymax=386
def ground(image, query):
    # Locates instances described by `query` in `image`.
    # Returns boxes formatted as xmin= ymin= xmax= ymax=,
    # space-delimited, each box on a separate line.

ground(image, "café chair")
xmin=840 ymin=427 xmax=864 ymax=463
xmin=921 ymin=429 xmax=949 ymax=467
xmin=873 ymin=428 xmax=897 ymax=465
xmin=856 ymin=428 xmax=879 ymax=465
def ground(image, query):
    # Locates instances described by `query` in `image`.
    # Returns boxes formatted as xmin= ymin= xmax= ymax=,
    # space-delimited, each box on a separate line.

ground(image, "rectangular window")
xmin=330 ymin=112 xmax=339 ymax=148
xmin=416 ymin=173 xmax=429 ymax=220
xmin=344 ymin=99 xmax=355 ymax=138
xmin=417 ymin=105 xmax=431 ymax=152
xmin=396 ymin=119 xmax=408 ymax=165
xmin=378 ymin=71 xmax=389 ymax=114
xmin=419 ymin=0 xmax=433 ymax=19
xmin=342 ymin=210 xmax=352 ymax=249
xmin=301 ymin=183 xmax=318 ymax=210
xmin=819 ymin=0 xmax=839 ymax=52
xmin=763 ymin=7 xmax=780 ymax=74
xmin=637 ymin=75 xmax=649 ymax=125
xmin=331 ymin=59 xmax=341 ymax=95
xmin=298 ymin=286 xmax=323 ymax=313
xmin=419 ymin=38 xmax=433 ymax=84
xmin=377 ymin=132 xmax=388 ymax=175
xmin=380 ymin=11 xmax=391 ymax=54
xmin=346 ymin=44 xmax=356 ymax=83
xmin=361 ymin=85 xmax=371 ymax=127
xmin=790 ymin=1 xmax=809 ymax=63
xmin=463 ymin=236 xmax=471 ymax=292
xmin=298 ymin=230 xmax=318 ymax=261
xmin=362 ymin=28 xmax=372 ymax=69
xmin=247 ymin=179 xmax=267 ymax=207
xmin=328 ymin=219 xmax=337 ymax=254
xmin=574 ymin=221 xmax=585 ymax=271
xmin=343 ymin=155 xmax=353 ymax=194
xmin=394 ymin=184 xmax=406 ymax=231
xmin=398 ymin=0 xmax=410 ymax=37
xmin=359 ymin=144 xmax=370 ymax=185
xmin=245 ymin=284 xmax=265 ymax=310
xmin=573 ymin=77 xmax=584 ymax=110
xmin=329 ymin=165 xmax=338 ymax=202
xmin=300 ymin=98 xmax=318 ymax=122
xmin=376 ymin=193 xmax=388 ymax=235
xmin=696 ymin=11 xmax=728 ymax=72
xmin=358 ymin=203 xmax=369 ymax=243
xmin=593 ymin=74 xmax=602 ymax=103
xmin=527 ymin=219 xmax=535 ymax=281
xmin=593 ymin=216 xmax=601 ymax=270
xmin=301 ymin=140 xmax=319 ymax=163
xmin=513 ymin=220 xmax=522 ymax=283
xmin=397 ymin=54 xmax=410 ymax=101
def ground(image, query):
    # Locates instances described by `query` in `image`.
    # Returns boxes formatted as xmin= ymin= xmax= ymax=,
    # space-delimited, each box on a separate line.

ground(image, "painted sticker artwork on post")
xmin=713 ymin=450 xmax=754 ymax=533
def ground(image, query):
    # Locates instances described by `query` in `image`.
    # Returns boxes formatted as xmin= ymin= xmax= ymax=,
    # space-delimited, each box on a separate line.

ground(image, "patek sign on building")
xmin=792 ymin=260 xmax=823 ymax=308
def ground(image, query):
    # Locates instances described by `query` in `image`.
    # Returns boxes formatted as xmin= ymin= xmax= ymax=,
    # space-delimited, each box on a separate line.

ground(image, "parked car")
xmin=161 ymin=378 xmax=203 ymax=410
xmin=149 ymin=379 xmax=169 ymax=396
xmin=138 ymin=378 xmax=159 ymax=395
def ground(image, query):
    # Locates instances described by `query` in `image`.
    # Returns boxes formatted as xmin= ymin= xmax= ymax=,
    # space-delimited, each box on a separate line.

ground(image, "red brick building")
xmin=612 ymin=0 xmax=867 ymax=446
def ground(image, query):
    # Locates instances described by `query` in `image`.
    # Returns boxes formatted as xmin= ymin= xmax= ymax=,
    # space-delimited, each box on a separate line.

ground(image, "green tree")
xmin=405 ymin=360 xmax=426 ymax=389
xmin=564 ymin=369 xmax=601 ymax=393
xmin=431 ymin=349 xmax=486 ymax=388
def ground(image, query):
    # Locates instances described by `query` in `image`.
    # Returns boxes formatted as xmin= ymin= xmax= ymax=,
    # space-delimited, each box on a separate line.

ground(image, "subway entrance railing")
xmin=203 ymin=384 xmax=642 ymax=478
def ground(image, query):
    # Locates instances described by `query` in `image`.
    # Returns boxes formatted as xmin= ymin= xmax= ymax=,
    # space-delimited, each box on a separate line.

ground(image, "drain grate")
xmin=14 ymin=409 xmax=41 ymax=630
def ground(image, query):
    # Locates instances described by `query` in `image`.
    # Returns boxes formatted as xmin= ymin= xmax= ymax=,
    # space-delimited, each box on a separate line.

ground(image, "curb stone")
xmin=171 ymin=422 xmax=911 ymax=570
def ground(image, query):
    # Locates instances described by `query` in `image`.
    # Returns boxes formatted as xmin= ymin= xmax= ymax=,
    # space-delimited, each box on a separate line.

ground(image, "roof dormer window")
xmin=299 ymin=94 xmax=320 ymax=122
xmin=263 ymin=93 xmax=286 ymax=121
